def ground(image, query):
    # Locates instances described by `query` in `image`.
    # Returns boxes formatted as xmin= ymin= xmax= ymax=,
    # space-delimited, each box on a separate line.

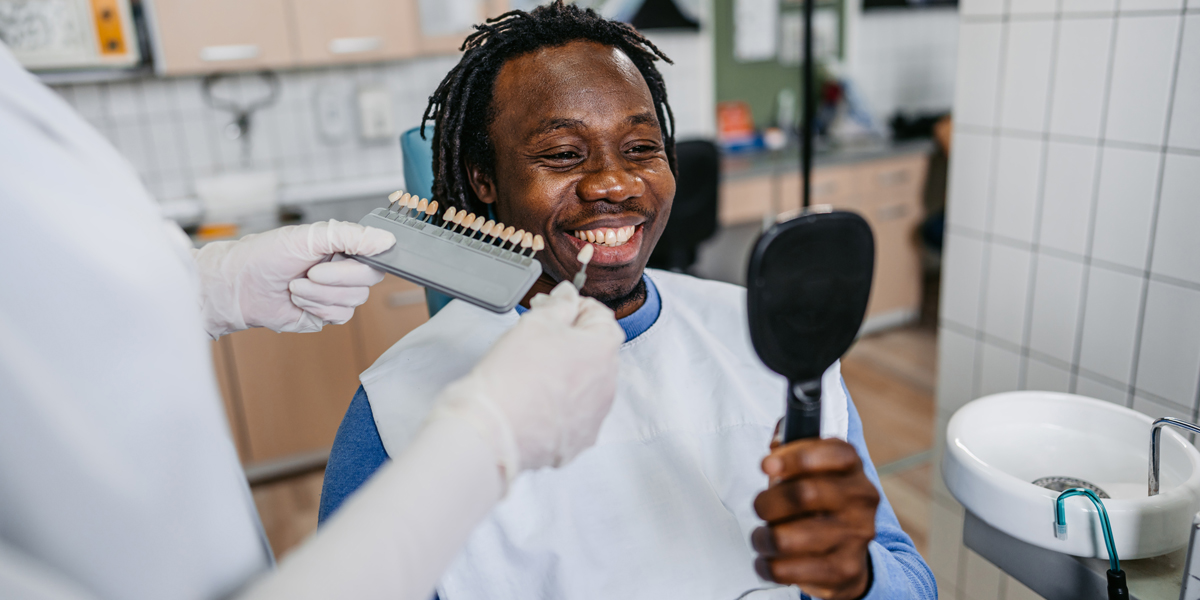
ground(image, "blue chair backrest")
xmin=399 ymin=126 xmax=455 ymax=317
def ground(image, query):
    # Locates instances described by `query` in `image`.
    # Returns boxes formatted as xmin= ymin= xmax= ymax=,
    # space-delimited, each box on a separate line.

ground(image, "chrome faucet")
xmin=1149 ymin=417 xmax=1200 ymax=496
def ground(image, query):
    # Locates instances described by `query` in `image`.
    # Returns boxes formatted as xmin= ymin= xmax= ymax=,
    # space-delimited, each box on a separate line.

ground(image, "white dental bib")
xmin=362 ymin=270 xmax=849 ymax=600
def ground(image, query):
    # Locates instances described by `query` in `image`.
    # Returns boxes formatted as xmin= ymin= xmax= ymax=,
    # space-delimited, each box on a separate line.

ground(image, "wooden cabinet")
xmin=719 ymin=151 xmax=929 ymax=331
xmin=289 ymin=0 xmax=419 ymax=66
xmin=212 ymin=274 xmax=429 ymax=466
xmin=149 ymin=0 xmax=297 ymax=74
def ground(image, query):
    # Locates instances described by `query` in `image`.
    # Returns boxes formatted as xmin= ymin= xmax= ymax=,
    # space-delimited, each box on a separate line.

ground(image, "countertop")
xmin=720 ymin=139 xmax=935 ymax=182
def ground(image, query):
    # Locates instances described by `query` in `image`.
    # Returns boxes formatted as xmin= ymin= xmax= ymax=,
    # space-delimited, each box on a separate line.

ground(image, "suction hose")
xmin=1053 ymin=488 xmax=1127 ymax=600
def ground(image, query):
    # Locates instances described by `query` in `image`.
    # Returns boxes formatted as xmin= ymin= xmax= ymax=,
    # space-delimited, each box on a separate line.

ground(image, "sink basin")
xmin=943 ymin=391 xmax=1200 ymax=559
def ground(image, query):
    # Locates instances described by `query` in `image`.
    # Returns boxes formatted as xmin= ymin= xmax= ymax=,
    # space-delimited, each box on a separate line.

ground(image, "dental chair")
xmin=647 ymin=139 xmax=720 ymax=272
xmin=400 ymin=126 xmax=455 ymax=317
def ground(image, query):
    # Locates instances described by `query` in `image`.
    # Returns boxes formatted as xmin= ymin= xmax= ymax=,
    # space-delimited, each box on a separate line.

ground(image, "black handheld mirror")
xmin=746 ymin=210 xmax=875 ymax=443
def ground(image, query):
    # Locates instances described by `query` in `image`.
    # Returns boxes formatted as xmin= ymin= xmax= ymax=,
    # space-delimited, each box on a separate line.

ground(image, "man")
xmin=320 ymin=3 xmax=935 ymax=599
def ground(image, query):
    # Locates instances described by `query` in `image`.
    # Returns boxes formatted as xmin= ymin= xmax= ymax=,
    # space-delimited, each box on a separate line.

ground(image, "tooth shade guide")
xmin=520 ymin=232 xmax=533 ymax=250
xmin=508 ymin=229 xmax=525 ymax=250
xmin=453 ymin=211 xmax=469 ymax=232
xmin=532 ymin=235 xmax=544 ymax=252
xmin=503 ymin=226 xmax=516 ymax=244
xmin=480 ymin=220 xmax=495 ymax=238
xmin=425 ymin=200 xmax=439 ymax=221
xmin=416 ymin=198 xmax=429 ymax=215
xmin=444 ymin=206 xmax=457 ymax=226
xmin=388 ymin=190 xmax=403 ymax=203
xmin=577 ymin=243 xmax=594 ymax=265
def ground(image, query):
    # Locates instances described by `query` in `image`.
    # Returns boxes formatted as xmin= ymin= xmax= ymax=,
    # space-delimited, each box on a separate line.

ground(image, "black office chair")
xmin=648 ymin=140 xmax=720 ymax=272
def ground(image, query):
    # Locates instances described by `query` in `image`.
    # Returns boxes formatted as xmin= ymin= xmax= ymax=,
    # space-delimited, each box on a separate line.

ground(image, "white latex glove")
xmin=192 ymin=220 xmax=396 ymax=338
xmin=428 ymin=280 xmax=626 ymax=485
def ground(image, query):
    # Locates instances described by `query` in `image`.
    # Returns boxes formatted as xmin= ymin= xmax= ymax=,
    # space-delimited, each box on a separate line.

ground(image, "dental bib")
xmin=361 ymin=270 xmax=849 ymax=600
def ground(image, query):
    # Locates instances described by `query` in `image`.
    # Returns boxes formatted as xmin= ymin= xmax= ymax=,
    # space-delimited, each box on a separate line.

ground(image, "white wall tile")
xmin=980 ymin=342 xmax=1023 ymax=397
xmin=940 ymin=327 xmax=982 ymax=413
xmin=948 ymin=131 xmax=996 ymax=232
xmin=144 ymin=119 xmax=185 ymax=176
xmin=1010 ymin=0 xmax=1058 ymax=14
xmin=1049 ymin=17 xmax=1114 ymax=140
xmin=1064 ymin=0 xmax=1118 ymax=11
xmin=1168 ymin=15 xmax=1200 ymax=151
xmin=1028 ymin=253 xmax=1086 ymax=363
xmin=1090 ymin=146 xmax=1162 ymax=270
xmin=1136 ymin=281 xmax=1200 ymax=406
xmin=67 ymin=84 xmax=108 ymax=122
xmin=1119 ymin=0 xmax=1184 ymax=12
xmin=1000 ymin=20 xmax=1056 ymax=132
xmin=942 ymin=233 xmax=988 ymax=328
xmin=140 ymin=79 xmax=174 ymax=118
xmin=1025 ymin=356 xmax=1073 ymax=392
xmin=1078 ymin=265 xmax=1145 ymax=385
xmin=1105 ymin=15 xmax=1183 ymax=146
xmin=179 ymin=117 xmax=215 ymax=175
xmin=954 ymin=22 xmax=1005 ymax=128
xmin=1151 ymin=153 xmax=1200 ymax=285
xmin=1038 ymin=141 xmax=1098 ymax=256
xmin=962 ymin=0 xmax=1007 ymax=16
xmin=1076 ymin=373 xmax=1129 ymax=404
xmin=104 ymin=82 xmax=144 ymax=120
xmin=990 ymin=136 xmax=1044 ymax=243
xmin=1132 ymin=394 xmax=1193 ymax=422
xmin=983 ymin=244 xmax=1033 ymax=345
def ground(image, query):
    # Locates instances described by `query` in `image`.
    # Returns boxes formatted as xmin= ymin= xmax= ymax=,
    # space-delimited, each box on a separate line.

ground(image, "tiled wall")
xmin=46 ymin=29 xmax=714 ymax=208
xmin=851 ymin=8 xmax=961 ymax=126
xmin=931 ymin=0 xmax=1199 ymax=596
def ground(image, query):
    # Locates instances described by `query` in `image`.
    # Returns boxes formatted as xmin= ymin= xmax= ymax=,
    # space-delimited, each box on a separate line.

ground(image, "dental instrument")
xmin=353 ymin=191 xmax=544 ymax=313
xmin=573 ymin=243 xmax=594 ymax=290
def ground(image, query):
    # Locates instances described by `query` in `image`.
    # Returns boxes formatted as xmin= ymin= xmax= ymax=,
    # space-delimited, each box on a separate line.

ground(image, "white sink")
xmin=943 ymin=391 xmax=1200 ymax=559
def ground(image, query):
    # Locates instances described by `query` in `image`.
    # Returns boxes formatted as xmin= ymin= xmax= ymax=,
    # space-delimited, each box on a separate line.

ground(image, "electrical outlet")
xmin=357 ymin=86 xmax=396 ymax=142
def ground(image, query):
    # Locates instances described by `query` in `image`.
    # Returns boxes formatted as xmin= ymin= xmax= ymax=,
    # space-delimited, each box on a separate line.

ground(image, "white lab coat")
xmin=0 ymin=44 xmax=272 ymax=600
xmin=362 ymin=270 xmax=850 ymax=600
xmin=0 ymin=42 xmax=510 ymax=600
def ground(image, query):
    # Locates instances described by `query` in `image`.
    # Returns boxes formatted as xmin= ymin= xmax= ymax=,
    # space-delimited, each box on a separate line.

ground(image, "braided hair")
xmin=421 ymin=0 xmax=676 ymax=216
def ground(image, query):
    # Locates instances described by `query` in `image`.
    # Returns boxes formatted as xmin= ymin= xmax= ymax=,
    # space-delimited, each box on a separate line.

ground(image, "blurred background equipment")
xmin=0 ymin=0 xmax=141 ymax=70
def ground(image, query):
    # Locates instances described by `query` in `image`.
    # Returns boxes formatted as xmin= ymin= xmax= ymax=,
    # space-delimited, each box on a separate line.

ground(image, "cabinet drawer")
xmin=150 ymin=0 xmax=296 ymax=74
xmin=719 ymin=175 xmax=773 ymax=225
xmin=352 ymin=275 xmax=430 ymax=367
xmin=289 ymin=0 xmax=419 ymax=65
xmin=859 ymin=155 xmax=928 ymax=207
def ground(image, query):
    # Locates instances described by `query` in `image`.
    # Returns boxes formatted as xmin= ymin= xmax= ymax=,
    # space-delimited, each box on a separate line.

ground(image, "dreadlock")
xmin=421 ymin=0 xmax=676 ymax=216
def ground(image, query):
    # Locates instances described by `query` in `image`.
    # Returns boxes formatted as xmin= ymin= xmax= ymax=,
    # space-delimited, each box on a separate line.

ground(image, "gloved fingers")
xmin=305 ymin=258 xmax=386 ymax=287
xmin=522 ymin=285 xmax=583 ymax=326
xmin=573 ymin=297 xmax=624 ymax=343
xmin=289 ymin=278 xmax=371 ymax=308
xmin=291 ymin=295 xmax=356 ymax=324
xmin=299 ymin=220 xmax=397 ymax=260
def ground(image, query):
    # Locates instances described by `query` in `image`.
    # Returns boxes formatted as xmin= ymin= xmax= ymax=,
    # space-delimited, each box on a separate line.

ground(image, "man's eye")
xmin=547 ymin=152 xmax=579 ymax=160
xmin=628 ymin=144 xmax=659 ymax=155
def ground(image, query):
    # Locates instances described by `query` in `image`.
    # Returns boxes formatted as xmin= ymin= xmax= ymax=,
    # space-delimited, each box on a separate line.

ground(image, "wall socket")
xmin=357 ymin=86 xmax=396 ymax=142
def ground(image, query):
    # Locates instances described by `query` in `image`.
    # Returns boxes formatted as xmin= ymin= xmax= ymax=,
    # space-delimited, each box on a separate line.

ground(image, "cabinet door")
xmin=289 ymin=0 xmax=419 ymax=66
xmin=149 ymin=0 xmax=296 ymax=74
xmin=351 ymin=275 xmax=430 ymax=369
xmin=223 ymin=324 xmax=363 ymax=463
xmin=211 ymin=338 xmax=251 ymax=462
xmin=859 ymin=155 xmax=928 ymax=320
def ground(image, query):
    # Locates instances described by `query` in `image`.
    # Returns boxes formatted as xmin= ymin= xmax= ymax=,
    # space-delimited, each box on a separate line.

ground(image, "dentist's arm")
xmin=192 ymin=220 xmax=396 ymax=338
xmin=241 ymin=281 xmax=624 ymax=600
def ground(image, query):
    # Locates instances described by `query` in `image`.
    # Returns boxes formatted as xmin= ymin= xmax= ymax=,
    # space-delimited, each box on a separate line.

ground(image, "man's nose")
xmin=576 ymin=153 xmax=646 ymax=203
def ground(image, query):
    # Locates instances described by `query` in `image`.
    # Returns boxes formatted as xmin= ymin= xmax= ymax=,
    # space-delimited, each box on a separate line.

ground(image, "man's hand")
xmin=751 ymin=436 xmax=880 ymax=600
xmin=193 ymin=220 xmax=396 ymax=338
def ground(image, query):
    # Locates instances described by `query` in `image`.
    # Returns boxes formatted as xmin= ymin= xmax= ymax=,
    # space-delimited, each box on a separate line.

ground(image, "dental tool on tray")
xmin=573 ymin=244 xmax=594 ymax=290
xmin=351 ymin=191 xmax=545 ymax=314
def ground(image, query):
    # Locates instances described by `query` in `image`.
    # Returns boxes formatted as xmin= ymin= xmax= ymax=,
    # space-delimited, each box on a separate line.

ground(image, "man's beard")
xmin=595 ymin=277 xmax=647 ymax=316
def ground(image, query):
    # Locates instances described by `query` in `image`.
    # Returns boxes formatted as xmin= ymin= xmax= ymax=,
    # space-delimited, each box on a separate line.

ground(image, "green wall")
xmin=713 ymin=0 xmax=842 ymax=129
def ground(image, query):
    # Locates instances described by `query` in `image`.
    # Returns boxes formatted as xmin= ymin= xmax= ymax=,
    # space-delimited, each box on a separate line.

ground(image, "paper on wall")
xmin=734 ymin=0 xmax=778 ymax=63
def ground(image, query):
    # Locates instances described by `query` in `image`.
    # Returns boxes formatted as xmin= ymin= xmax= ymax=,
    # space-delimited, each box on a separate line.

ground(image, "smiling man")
xmin=318 ymin=3 xmax=935 ymax=600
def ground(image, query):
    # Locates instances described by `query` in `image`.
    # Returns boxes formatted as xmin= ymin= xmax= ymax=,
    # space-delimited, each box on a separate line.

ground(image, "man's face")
xmin=468 ymin=40 xmax=675 ymax=307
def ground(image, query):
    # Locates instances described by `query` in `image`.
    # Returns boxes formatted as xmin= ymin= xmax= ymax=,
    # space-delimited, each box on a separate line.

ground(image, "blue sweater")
xmin=319 ymin=278 xmax=935 ymax=600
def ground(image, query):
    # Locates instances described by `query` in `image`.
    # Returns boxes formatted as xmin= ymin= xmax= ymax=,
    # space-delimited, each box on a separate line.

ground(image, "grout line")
xmin=1016 ymin=0 xmax=1063 ymax=392
xmin=1127 ymin=9 xmax=1187 ymax=410
xmin=1067 ymin=10 xmax=1121 ymax=395
xmin=971 ymin=11 xmax=1014 ymax=399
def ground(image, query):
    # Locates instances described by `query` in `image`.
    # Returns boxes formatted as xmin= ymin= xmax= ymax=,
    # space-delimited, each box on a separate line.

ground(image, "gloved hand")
xmin=428 ymin=281 xmax=625 ymax=487
xmin=192 ymin=220 xmax=396 ymax=338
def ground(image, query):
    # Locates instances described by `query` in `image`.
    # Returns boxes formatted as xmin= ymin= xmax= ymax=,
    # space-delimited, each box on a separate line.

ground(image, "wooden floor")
xmin=253 ymin=325 xmax=940 ymax=560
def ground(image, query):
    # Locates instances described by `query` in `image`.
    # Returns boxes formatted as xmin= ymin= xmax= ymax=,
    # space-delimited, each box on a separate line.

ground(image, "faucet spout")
xmin=1149 ymin=417 xmax=1200 ymax=496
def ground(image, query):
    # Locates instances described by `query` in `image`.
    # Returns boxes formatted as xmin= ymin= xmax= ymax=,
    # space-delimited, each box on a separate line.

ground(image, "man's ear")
xmin=466 ymin=162 xmax=497 ymax=205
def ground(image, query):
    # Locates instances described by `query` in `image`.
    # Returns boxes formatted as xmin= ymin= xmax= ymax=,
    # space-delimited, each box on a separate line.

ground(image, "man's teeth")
xmin=574 ymin=225 xmax=635 ymax=247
